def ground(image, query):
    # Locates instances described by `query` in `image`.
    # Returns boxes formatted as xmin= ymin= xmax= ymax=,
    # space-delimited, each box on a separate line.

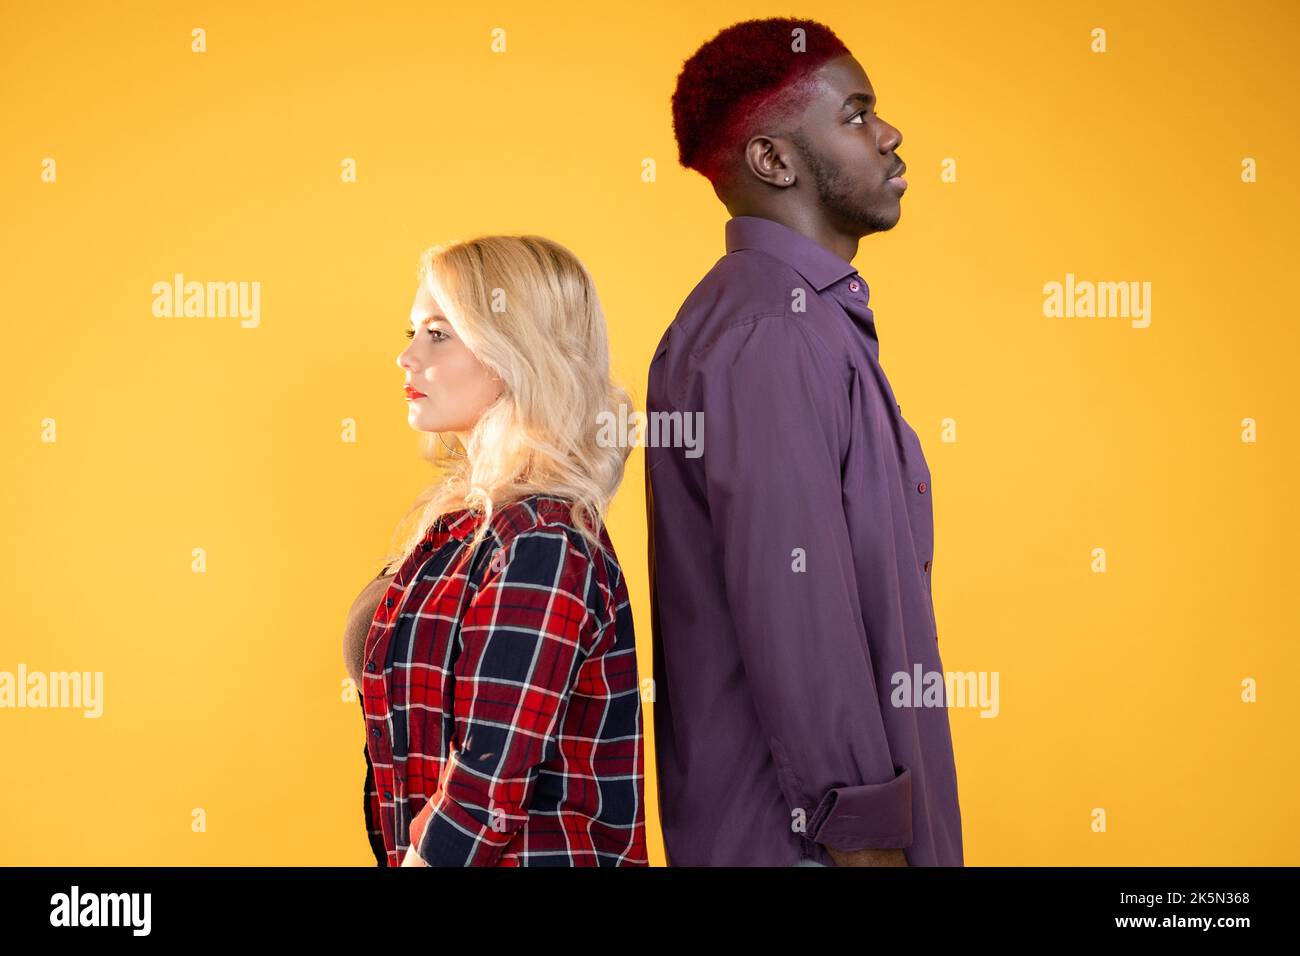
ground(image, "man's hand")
xmin=826 ymin=846 xmax=908 ymax=867
xmin=400 ymin=845 xmax=429 ymax=867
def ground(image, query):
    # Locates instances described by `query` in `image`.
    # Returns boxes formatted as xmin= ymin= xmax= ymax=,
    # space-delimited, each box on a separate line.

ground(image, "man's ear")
xmin=742 ymin=134 xmax=794 ymax=188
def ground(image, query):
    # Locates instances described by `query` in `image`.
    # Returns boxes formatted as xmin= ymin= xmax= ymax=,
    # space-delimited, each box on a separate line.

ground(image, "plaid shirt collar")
xmin=430 ymin=496 xmax=576 ymax=544
xmin=433 ymin=507 xmax=482 ymax=543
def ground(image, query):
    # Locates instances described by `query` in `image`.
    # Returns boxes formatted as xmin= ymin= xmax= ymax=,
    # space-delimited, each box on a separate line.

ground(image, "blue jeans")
xmin=792 ymin=858 xmax=828 ymax=867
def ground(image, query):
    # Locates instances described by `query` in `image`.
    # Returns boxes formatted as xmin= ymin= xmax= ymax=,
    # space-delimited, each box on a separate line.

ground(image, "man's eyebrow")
xmin=842 ymin=92 xmax=876 ymax=111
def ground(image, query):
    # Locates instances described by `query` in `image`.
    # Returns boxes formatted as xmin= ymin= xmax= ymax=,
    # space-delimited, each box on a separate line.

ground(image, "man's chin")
xmin=859 ymin=204 xmax=902 ymax=235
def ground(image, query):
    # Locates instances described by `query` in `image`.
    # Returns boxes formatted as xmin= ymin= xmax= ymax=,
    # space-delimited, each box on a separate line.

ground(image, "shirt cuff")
xmin=409 ymin=793 xmax=515 ymax=867
xmin=807 ymin=764 xmax=913 ymax=850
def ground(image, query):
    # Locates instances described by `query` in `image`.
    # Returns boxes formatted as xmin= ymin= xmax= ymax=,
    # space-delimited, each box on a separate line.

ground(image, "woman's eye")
xmin=404 ymin=327 xmax=449 ymax=341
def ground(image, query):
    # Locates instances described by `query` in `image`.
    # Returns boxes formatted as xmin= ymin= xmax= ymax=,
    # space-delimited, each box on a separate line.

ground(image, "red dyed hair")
xmin=671 ymin=17 xmax=851 ymax=189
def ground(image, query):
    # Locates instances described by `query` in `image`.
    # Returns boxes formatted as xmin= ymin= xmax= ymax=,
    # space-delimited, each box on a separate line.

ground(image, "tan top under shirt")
xmin=342 ymin=567 xmax=396 ymax=686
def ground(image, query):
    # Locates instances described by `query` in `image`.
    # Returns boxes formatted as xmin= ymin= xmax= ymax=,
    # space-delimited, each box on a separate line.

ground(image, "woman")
xmin=341 ymin=235 xmax=647 ymax=866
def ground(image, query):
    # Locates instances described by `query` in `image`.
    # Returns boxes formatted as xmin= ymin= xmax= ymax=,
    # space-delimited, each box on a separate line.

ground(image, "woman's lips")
xmin=404 ymin=386 xmax=428 ymax=400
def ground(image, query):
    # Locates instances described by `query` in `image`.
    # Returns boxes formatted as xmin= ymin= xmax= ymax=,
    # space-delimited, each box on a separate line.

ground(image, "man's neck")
xmin=729 ymin=206 xmax=860 ymax=264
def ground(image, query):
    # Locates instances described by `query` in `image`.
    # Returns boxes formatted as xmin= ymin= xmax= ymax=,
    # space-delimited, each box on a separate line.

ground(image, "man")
xmin=645 ymin=17 xmax=964 ymax=867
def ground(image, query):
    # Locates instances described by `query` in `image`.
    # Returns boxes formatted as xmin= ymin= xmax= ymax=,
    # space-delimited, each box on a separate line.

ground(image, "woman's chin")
xmin=406 ymin=408 xmax=437 ymax=432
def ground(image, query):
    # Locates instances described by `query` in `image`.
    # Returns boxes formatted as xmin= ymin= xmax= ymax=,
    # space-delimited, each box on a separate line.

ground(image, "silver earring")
xmin=438 ymin=433 xmax=467 ymax=458
xmin=784 ymin=176 xmax=791 ymax=182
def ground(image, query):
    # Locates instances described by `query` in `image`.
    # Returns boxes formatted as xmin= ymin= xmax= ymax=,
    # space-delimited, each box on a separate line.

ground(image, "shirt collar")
xmin=724 ymin=215 xmax=858 ymax=293
xmin=426 ymin=494 xmax=575 ymax=544
xmin=429 ymin=507 xmax=482 ymax=543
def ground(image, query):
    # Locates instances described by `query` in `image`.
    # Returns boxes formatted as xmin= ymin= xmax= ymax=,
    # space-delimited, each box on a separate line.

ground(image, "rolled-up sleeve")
xmin=408 ymin=530 xmax=591 ymax=866
xmin=698 ymin=312 xmax=912 ymax=851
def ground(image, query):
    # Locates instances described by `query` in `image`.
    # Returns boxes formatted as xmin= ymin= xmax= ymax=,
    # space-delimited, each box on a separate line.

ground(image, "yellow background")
xmin=2 ymin=0 xmax=1297 ymax=865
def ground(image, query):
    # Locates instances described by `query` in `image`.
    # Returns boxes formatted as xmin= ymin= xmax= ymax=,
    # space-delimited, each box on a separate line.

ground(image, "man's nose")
xmin=881 ymin=121 xmax=902 ymax=152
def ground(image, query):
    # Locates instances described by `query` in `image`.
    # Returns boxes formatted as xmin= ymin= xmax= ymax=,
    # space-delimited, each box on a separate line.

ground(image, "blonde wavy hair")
xmin=376 ymin=234 xmax=633 ymax=573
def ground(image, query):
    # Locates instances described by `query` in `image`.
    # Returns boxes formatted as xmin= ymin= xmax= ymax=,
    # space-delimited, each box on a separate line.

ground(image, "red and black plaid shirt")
xmin=360 ymin=493 xmax=647 ymax=866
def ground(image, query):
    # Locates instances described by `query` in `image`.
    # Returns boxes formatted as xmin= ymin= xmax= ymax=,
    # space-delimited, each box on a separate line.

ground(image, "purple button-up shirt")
xmin=645 ymin=214 xmax=964 ymax=866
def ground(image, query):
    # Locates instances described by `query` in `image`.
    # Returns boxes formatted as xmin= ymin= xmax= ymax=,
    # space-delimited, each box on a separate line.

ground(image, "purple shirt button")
xmin=917 ymin=481 xmax=927 ymax=494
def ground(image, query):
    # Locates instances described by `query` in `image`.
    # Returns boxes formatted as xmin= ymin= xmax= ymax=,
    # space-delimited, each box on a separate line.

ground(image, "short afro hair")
xmin=671 ymin=17 xmax=851 ymax=190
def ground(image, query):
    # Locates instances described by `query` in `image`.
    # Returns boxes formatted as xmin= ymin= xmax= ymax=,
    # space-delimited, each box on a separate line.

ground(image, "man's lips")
xmin=404 ymin=385 xmax=428 ymax=400
xmin=886 ymin=160 xmax=907 ymax=191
